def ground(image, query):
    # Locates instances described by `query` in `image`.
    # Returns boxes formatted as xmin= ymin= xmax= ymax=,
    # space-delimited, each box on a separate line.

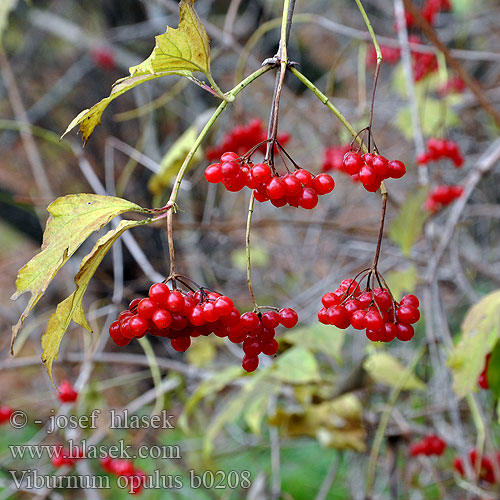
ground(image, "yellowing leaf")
xmin=179 ymin=365 xmax=243 ymax=432
xmin=62 ymin=0 xmax=213 ymax=144
xmin=0 ymin=0 xmax=17 ymax=42
xmin=269 ymin=394 xmax=366 ymax=452
xmin=486 ymin=340 xmax=500 ymax=399
xmin=282 ymin=323 xmax=344 ymax=363
xmin=389 ymin=188 xmax=429 ymax=256
xmin=385 ymin=265 xmax=419 ymax=301
xmin=41 ymin=218 xmax=149 ymax=385
xmin=244 ymin=381 xmax=279 ymax=435
xmin=273 ymin=347 xmax=321 ymax=384
xmin=448 ymin=290 xmax=500 ymax=398
xmin=363 ymin=352 xmax=425 ymax=391
xmin=148 ymin=109 xmax=215 ymax=195
xmin=129 ymin=0 xmax=211 ymax=77
xmin=11 ymin=194 xmax=146 ymax=352
xmin=185 ymin=336 xmax=218 ymax=367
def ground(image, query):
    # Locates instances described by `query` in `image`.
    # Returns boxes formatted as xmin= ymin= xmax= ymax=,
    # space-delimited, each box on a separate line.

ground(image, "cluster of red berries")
xmin=205 ymin=119 xmax=290 ymax=162
xmin=410 ymin=434 xmax=447 ymax=456
xmin=453 ymin=449 xmax=500 ymax=484
xmin=205 ymin=152 xmax=335 ymax=209
xmin=318 ymin=280 xmax=419 ymax=342
xmin=0 ymin=405 xmax=13 ymax=424
xmin=404 ymin=0 xmax=452 ymax=28
xmin=478 ymin=353 xmax=491 ymax=390
xmin=341 ymin=151 xmax=406 ymax=192
xmin=109 ymin=281 xmax=298 ymax=372
xmin=437 ymin=76 xmax=466 ymax=96
xmin=417 ymin=137 xmax=464 ymax=167
xmin=101 ymin=456 xmax=146 ymax=495
xmin=321 ymin=144 xmax=350 ymax=173
xmin=57 ymin=380 xmax=78 ymax=403
xmin=424 ymin=185 xmax=463 ymax=212
xmin=409 ymin=35 xmax=438 ymax=82
xmin=51 ymin=446 xmax=84 ymax=469
xmin=90 ymin=47 xmax=116 ymax=71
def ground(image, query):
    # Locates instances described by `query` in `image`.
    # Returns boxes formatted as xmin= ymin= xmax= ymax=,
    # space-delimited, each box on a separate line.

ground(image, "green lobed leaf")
xmin=282 ymin=323 xmax=344 ymax=363
xmin=363 ymin=352 xmax=425 ymax=391
xmin=486 ymin=340 xmax=500 ymax=399
xmin=41 ymin=218 xmax=149 ymax=385
xmin=448 ymin=290 xmax=500 ymax=398
xmin=62 ymin=0 xmax=213 ymax=144
xmin=389 ymin=188 xmax=429 ymax=256
xmin=11 ymin=194 xmax=146 ymax=352
xmin=273 ymin=346 xmax=321 ymax=384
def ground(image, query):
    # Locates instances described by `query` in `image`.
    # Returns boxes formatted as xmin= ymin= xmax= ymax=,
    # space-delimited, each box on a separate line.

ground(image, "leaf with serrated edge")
xmin=448 ymin=290 xmax=500 ymax=398
xmin=62 ymin=0 xmax=212 ymax=144
xmin=389 ymin=188 xmax=429 ymax=256
xmin=363 ymin=352 xmax=425 ymax=391
xmin=41 ymin=219 xmax=148 ymax=385
xmin=11 ymin=194 xmax=146 ymax=352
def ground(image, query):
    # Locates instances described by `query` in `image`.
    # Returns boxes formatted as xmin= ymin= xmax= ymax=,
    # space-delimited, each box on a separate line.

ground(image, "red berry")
xmin=137 ymin=298 xmax=158 ymax=319
xmin=311 ymin=174 xmax=335 ymax=195
xmin=261 ymin=339 xmax=279 ymax=355
xmin=171 ymin=336 xmax=191 ymax=352
xmin=243 ymin=337 xmax=262 ymax=356
xmin=322 ymin=292 xmax=340 ymax=308
xmin=278 ymin=308 xmax=298 ymax=328
xmin=128 ymin=298 xmax=141 ymax=311
xmin=282 ymin=174 xmax=302 ymax=196
xmin=380 ymin=322 xmax=397 ymax=342
xmin=400 ymin=294 xmax=419 ymax=308
xmin=388 ymin=160 xmax=406 ymax=179
xmin=396 ymin=323 xmax=414 ymax=341
xmin=298 ymin=188 xmax=319 ymax=209
xmin=205 ymin=163 xmax=223 ymax=183
xmin=214 ymin=296 xmax=234 ymax=316
xmin=366 ymin=328 xmax=382 ymax=342
xmin=220 ymin=152 xmax=239 ymax=162
xmin=58 ymin=380 xmax=78 ymax=403
xmin=251 ymin=163 xmax=272 ymax=184
xmin=152 ymin=309 xmax=172 ymax=329
xmin=294 ymin=169 xmax=313 ymax=186
xmin=201 ymin=302 xmax=219 ymax=322
xmin=266 ymin=178 xmax=286 ymax=199
xmin=129 ymin=315 xmax=148 ymax=337
xmin=240 ymin=312 xmax=259 ymax=330
xmin=359 ymin=165 xmax=378 ymax=186
xmin=396 ymin=305 xmax=420 ymax=324
xmin=371 ymin=155 xmax=390 ymax=178
xmin=0 ymin=406 xmax=14 ymax=424
xmin=326 ymin=305 xmax=350 ymax=329
xmin=242 ymin=354 xmax=259 ymax=372
xmin=365 ymin=311 xmax=384 ymax=332
xmin=166 ymin=291 xmax=185 ymax=313
xmin=343 ymin=152 xmax=364 ymax=175
xmin=478 ymin=371 xmax=489 ymax=390
xmin=318 ymin=307 xmax=329 ymax=324
xmin=221 ymin=308 xmax=241 ymax=327
xmin=261 ymin=311 xmax=280 ymax=329
xmin=148 ymin=283 xmax=170 ymax=307
xmin=350 ymin=310 xmax=366 ymax=330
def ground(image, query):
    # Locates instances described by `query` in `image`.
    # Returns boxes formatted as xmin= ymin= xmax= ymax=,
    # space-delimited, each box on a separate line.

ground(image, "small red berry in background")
xmin=99 ymin=456 xmax=147 ymax=495
xmin=424 ymin=185 xmax=463 ymax=213
xmin=410 ymin=434 xmax=447 ymax=457
xmin=417 ymin=137 xmax=464 ymax=167
xmin=0 ymin=405 xmax=14 ymax=424
xmin=454 ymin=449 xmax=499 ymax=484
xmin=57 ymin=380 xmax=78 ymax=403
xmin=478 ymin=353 xmax=491 ymax=390
xmin=322 ymin=145 xmax=350 ymax=173
xmin=91 ymin=46 xmax=116 ymax=71
xmin=51 ymin=445 xmax=84 ymax=468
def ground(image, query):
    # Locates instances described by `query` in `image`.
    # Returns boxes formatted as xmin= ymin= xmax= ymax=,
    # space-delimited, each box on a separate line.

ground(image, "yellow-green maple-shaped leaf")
xmin=363 ymin=352 xmax=425 ymax=391
xmin=62 ymin=0 xmax=212 ymax=144
xmin=41 ymin=218 xmax=149 ymax=385
xmin=448 ymin=290 xmax=500 ymax=398
xmin=11 ymin=194 xmax=146 ymax=353
xmin=129 ymin=0 xmax=211 ymax=77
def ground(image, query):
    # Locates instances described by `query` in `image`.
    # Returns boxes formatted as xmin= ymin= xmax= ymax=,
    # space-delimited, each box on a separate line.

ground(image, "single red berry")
xmin=311 ymin=174 xmax=335 ymax=195
xmin=396 ymin=305 xmax=420 ymax=324
xmin=396 ymin=323 xmax=414 ymax=341
xmin=371 ymin=155 xmax=390 ymax=178
xmin=318 ymin=307 xmax=329 ymax=324
xmin=221 ymin=308 xmax=241 ymax=327
xmin=242 ymin=354 xmax=259 ymax=372
xmin=171 ymin=336 xmax=191 ymax=352
xmin=380 ymin=322 xmax=397 ymax=342
xmin=261 ymin=339 xmax=279 ymax=356
xmin=298 ymin=188 xmax=319 ymax=210
xmin=228 ymin=324 xmax=247 ymax=343
xmin=278 ymin=308 xmax=299 ymax=328
xmin=282 ymin=174 xmax=302 ymax=196
xmin=322 ymin=292 xmax=340 ymax=308
xmin=220 ymin=152 xmax=239 ymax=162
xmin=112 ymin=459 xmax=135 ymax=476
xmin=359 ymin=165 xmax=378 ymax=186
xmin=266 ymin=177 xmax=286 ymax=199
xmin=221 ymin=161 xmax=239 ymax=179
xmin=0 ymin=406 xmax=14 ymax=424
xmin=148 ymin=283 xmax=170 ymax=307
xmin=152 ymin=309 xmax=172 ymax=330
xmin=343 ymin=152 xmax=364 ymax=175
xmin=129 ymin=315 xmax=149 ymax=337
xmin=400 ymin=294 xmax=419 ymax=308
xmin=91 ymin=47 xmax=116 ymax=71
xmin=166 ymin=291 xmax=185 ymax=313
xmin=478 ymin=371 xmax=489 ymax=390
xmin=170 ymin=313 xmax=188 ymax=331
xmin=261 ymin=311 xmax=280 ymax=329
xmin=388 ymin=160 xmax=406 ymax=179
xmin=326 ymin=305 xmax=350 ymax=329
xmin=365 ymin=311 xmax=384 ymax=332
xmin=205 ymin=164 xmax=223 ymax=183
xmin=251 ymin=163 xmax=272 ymax=184
xmin=128 ymin=298 xmax=141 ymax=311
xmin=243 ymin=337 xmax=262 ymax=356
xmin=374 ymin=288 xmax=393 ymax=310
xmin=137 ymin=298 xmax=157 ymax=319
xmin=201 ymin=302 xmax=219 ymax=322
xmin=240 ymin=312 xmax=260 ymax=330
xmin=58 ymin=380 xmax=78 ymax=403
xmin=366 ymin=328 xmax=382 ymax=342
xmin=294 ymin=169 xmax=313 ymax=186
xmin=214 ymin=296 xmax=234 ymax=316
xmin=350 ymin=310 xmax=366 ymax=330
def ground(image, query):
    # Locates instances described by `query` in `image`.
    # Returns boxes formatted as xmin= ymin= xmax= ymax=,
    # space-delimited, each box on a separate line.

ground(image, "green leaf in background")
xmin=0 ymin=0 xmax=17 ymax=43
xmin=448 ymin=289 xmax=500 ymax=398
xmin=389 ymin=188 xmax=429 ymax=256
xmin=41 ymin=218 xmax=149 ymax=385
xmin=179 ymin=365 xmax=243 ymax=432
xmin=486 ymin=340 xmax=500 ymax=399
xmin=363 ymin=352 xmax=425 ymax=391
xmin=244 ymin=381 xmax=279 ymax=435
xmin=273 ymin=346 xmax=321 ymax=384
xmin=185 ymin=336 xmax=219 ymax=367
xmin=62 ymin=0 xmax=216 ymax=144
xmin=282 ymin=323 xmax=344 ymax=363
xmin=11 ymin=194 xmax=146 ymax=352
xmin=231 ymin=245 xmax=269 ymax=270
xmin=385 ymin=265 xmax=419 ymax=301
